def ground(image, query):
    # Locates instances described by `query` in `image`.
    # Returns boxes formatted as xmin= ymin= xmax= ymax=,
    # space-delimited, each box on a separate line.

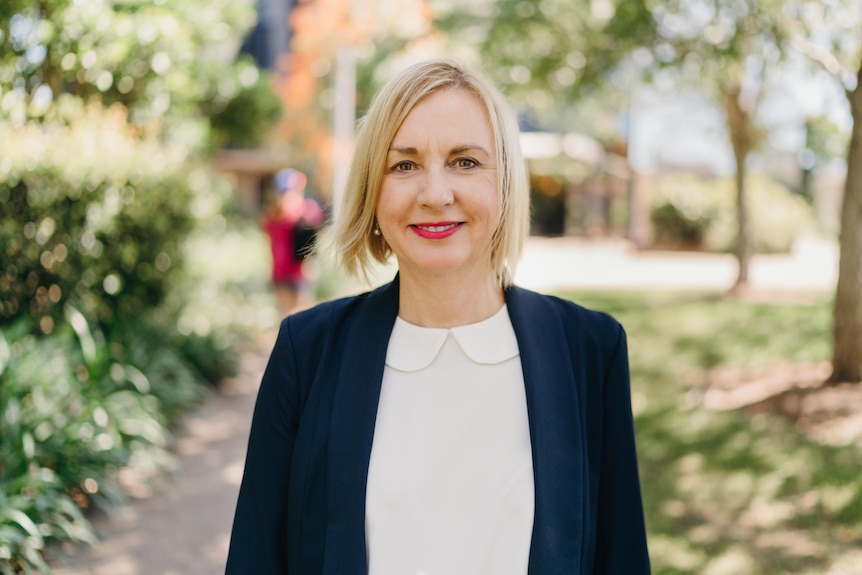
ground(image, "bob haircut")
xmin=321 ymin=58 xmax=529 ymax=287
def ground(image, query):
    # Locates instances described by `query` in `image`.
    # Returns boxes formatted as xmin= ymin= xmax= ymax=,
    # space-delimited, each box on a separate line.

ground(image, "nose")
xmin=419 ymin=167 xmax=454 ymax=210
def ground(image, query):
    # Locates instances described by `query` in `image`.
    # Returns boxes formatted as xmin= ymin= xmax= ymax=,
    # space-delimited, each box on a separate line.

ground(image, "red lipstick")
xmin=410 ymin=222 xmax=462 ymax=240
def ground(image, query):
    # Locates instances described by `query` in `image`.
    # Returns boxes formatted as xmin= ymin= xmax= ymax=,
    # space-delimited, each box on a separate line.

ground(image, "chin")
xmin=419 ymin=259 xmax=490 ymax=282
xmin=406 ymin=255 xmax=468 ymax=277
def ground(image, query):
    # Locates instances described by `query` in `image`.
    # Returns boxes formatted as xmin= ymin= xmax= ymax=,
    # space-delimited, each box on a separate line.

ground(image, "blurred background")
xmin=1 ymin=0 xmax=861 ymax=573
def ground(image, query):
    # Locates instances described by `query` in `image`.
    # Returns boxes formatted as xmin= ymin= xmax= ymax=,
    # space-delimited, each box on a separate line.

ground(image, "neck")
xmin=396 ymin=268 xmax=505 ymax=328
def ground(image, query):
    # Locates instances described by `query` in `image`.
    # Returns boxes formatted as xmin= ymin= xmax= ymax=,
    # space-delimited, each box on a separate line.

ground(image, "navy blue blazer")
xmin=226 ymin=277 xmax=650 ymax=574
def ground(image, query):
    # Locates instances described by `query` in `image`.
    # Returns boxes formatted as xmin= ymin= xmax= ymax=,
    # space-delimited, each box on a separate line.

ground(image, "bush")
xmin=0 ymin=313 xmax=167 ymax=572
xmin=0 ymin=104 xmax=245 ymax=573
xmin=648 ymin=173 xmax=816 ymax=253
xmin=175 ymin=331 xmax=241 ymax=388
xmin=650 ymin=202 xmax=714 ymax=248
xmin=207 ymin=63 xmax=283 ymax=150
xmin=0 ymin=1 xmax=271 ymax=570
xmin=0 ymin=305 xmax=229 ymax=572
xmin=0 ymin=103 xmax=193 ymax=332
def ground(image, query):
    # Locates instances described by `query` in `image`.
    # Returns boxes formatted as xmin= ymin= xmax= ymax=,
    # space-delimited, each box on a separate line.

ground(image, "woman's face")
xmin=375 ymin=88 xmax=500 ymax=283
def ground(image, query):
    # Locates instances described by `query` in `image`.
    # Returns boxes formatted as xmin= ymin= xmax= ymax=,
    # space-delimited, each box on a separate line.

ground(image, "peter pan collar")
xmin=385 ymin=305 xmax=520 ymax=372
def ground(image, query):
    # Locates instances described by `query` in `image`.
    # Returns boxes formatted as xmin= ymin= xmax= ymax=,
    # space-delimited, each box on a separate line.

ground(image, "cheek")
xmin=477 ymin=184 xmax=503 ymax=226
xmin=375 ymin=181 xmax=392 ymax=213
xmin=375 ymin=183 xmax=404 ymax=226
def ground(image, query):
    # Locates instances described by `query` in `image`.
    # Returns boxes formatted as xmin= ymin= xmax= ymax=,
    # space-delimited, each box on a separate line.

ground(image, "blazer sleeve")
xmin=593 ymin=324 xmax=651 ymax=574
xmin=226 ymin=318 xmax=301 ymax=574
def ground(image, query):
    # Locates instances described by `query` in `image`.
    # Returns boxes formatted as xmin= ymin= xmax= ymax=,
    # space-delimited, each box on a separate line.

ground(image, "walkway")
xmin=515 ymin=234 xmax=837 ymax=293
xmin=48 ymin=235 xmax=839 ymax=574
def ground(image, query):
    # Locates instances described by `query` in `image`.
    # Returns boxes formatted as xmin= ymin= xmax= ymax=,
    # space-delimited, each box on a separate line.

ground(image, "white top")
xmin=365 ymin=305 xmax=535 ymax=575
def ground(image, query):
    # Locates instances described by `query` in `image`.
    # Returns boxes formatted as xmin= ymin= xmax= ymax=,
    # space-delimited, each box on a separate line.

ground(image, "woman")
xmin=226 ymin=59 xmax=650 ymax=574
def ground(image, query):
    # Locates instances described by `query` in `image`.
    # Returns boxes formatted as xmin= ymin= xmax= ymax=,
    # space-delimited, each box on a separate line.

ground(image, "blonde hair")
xmin=320 ymin=58 xmax=529 ymax=287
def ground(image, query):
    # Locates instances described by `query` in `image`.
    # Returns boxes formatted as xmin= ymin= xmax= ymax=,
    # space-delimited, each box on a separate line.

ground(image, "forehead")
xmin=390 ymin=88 xmax=494 ymax=147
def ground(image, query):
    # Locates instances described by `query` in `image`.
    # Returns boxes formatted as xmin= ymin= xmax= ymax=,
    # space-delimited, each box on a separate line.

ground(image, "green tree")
xmin=437 ymin=0 xmax=647 ymax=130
xmin=0 ymin=0 xmax=275 ymax=330
xmin=440 ymin=0 xmax=862 ymax=380
xmin=440 ymin=0 xmax=802 ymax=291
xmin=0 ymin=0 xmax=272 ymax=150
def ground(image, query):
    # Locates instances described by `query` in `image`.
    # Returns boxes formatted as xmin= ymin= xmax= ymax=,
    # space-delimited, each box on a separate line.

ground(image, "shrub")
xmin=175 ymin=331 xmax=241 ymax=388
xmin=0 ymin=305 xmax=229 ymax=572
xmin=650 ymin=202 xmax=714 ymax=248
xmin=0 ymin=312 xmax=172 ymax=573
xmin=648 ymin=173 xmax=816 ymax=253
xmin=207 ymin=63 xmax=283 ymax=150
xmin=0 ymin=103 xmax=192 ymax=331
xmin=0 ymin=0 xmax=270 ymax=570
xmin=0 ymin=104 xmax=245 ymax=573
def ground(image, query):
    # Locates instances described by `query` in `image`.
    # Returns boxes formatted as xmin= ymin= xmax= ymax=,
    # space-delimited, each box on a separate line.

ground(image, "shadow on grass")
xmin=558 ymin=290 xmax=862 ymax=575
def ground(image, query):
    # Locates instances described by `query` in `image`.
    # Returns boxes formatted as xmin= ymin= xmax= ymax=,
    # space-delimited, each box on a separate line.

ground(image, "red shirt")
xmin=261 ymin=198 xmax=323 ymax=283
xmin=262 ymin=214 xmax=303 ymax=283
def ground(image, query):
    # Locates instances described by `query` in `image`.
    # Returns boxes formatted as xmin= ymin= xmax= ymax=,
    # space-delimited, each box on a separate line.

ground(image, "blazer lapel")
xmin=323 ymin=277 xmax=400 ymax=573
xmin=506 ymin=286 xmax=587 ymax=573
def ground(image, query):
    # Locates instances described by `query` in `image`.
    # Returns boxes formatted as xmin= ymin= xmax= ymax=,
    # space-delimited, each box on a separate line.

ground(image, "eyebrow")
xmin=387 ymin=144 xmax=491 ymax=156
xmin=388 ymin=146 xmax=418 ymax=155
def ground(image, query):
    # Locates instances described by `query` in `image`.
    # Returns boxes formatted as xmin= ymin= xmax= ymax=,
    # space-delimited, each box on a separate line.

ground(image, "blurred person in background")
xmin=228 ymin=59 xmax=649 ymax=574
xmin=260 ymin=168 xmax=324 ymax=317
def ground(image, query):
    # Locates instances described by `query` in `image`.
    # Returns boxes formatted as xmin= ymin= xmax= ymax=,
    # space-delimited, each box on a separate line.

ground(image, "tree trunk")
xmin=829 ymin=62 xmax=862 ymax=384
xmin=724 ymin=84 xmax=754 ymax=292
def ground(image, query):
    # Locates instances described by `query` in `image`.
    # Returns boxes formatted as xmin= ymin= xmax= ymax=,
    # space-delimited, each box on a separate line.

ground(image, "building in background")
xmin=241 ymin=0 xmax=294 ymax=71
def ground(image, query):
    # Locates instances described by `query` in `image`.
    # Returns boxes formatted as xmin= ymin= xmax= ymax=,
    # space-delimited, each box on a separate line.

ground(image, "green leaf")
xmin=0 ymin=329 xmax=9 ymax=376
xmin=0 ymin=509 xmax=41 ymax=541
xmin=65 ymin=305 xmax=97 ymax=364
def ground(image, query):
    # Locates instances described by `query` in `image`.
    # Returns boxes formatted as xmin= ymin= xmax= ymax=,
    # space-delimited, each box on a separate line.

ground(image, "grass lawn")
xmin=558 ymin=290 xmax=862 ymax=575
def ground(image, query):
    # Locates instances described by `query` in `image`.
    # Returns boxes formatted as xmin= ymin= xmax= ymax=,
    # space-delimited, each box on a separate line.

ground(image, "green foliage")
xmin=0 ymin=469 xmax=94 ymax=575
xmin=0 ymin=1 xmax=262 ymax=570
xmin=207 ymin=64 xmax=283 ymax=150
xmin=648 ymin=173 xmax=816 ymax=253
xmin=0 ymin=104 xmax=192 ymax=329
xmin=650 ymin=202 xmax=714 ymax=247
xmin=108 ymin=321 xmax=211 ymax=427
xmin=436 ymin=0 xmax=642 ymax=126
xmin=0 ymin=104 xmax=243 ymax=570
xmin=0 ymin=305 xmax=227 ymax=571
xmin=0 ymin=316 xmax=154 ymax=572
xmin=0 ymin=0 xmax=260 ymax=147
xmin=175 ymin=331 xmax=240 ymax=388
xmin=438 ymin=0 xmax=858 ymax=155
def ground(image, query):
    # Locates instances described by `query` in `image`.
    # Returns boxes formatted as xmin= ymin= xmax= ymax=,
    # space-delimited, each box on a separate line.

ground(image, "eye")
xmin=454 ymin=157 xmax=478 ymax=169
xmin=390 ymin=160 xmax=416 ymax=173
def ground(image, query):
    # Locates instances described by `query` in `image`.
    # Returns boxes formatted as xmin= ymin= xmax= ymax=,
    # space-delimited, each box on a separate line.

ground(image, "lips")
xmin=410 ymin=222 xmax=462 ymax=239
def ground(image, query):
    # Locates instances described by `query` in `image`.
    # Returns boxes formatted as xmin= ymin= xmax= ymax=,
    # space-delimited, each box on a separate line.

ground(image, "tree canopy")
xmin=0 ymin=0 xmax=274 ymax=150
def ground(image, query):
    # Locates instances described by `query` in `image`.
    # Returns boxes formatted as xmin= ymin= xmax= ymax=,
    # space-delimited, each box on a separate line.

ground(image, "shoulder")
xmin=279 ymin=281 xmax=396 ymax=346
xmin=274 ymin=281 xmax=397 ymax=391
xmin=281 ymin=289 xmax=366 ymax=338
xmin=507 ymin=285 xmax=625 ymax=362
xmin=508 ymin=285 xmax=622 ymax=337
